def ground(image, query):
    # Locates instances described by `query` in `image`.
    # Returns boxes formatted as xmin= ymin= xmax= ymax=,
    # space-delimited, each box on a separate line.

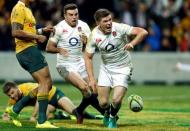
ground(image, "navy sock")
xmin=104 ymin=104 xmax=110 ymax=117
xmin=110 ymin=104 xmax=120 ymax=117
xmin=76 ymin=96 xmax=90 ymax=114
xmin=90 ymin=94 xmax=105 ymax=115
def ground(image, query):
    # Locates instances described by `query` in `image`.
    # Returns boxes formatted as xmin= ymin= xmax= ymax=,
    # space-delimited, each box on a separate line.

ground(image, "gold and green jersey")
xmin=8 ymin=82 xmax=56 ymax=106
xmin=11 ymin=1 xmax=37 ymax=53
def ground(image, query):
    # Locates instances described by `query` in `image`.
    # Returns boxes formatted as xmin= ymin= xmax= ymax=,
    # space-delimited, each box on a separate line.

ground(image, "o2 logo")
xmin=69 ymin=37 xmax=79 ymax=46
xmin=105 ymin=43 xmax=115 ymax=52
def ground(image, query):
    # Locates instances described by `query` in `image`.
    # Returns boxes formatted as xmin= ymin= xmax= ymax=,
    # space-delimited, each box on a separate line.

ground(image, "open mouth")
xmin=106 ymin=26 xmax=111 ymax=31
xmin=72 ymin=20 xmax=77 ymax=23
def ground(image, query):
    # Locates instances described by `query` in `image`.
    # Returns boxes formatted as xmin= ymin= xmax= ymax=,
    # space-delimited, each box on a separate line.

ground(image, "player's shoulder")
xmin=112 ymin=22 xmax=125 ymax=28
xmin=90 ymin=26 xmax=100 ymax=39
xmin=78 ymin=20 xmax=89 ymax=27
xmin=56 ymin=20 xmax=66 ymax=27
xmin=91 ymin=27 xmax=96 ymax=34
xmin=13 ymin=2 xmax=25 ymax=11
xmin=113 ymin=22 xmax=132 ymax=32
xmin=54 ymin=20 xmax=66 ymax=33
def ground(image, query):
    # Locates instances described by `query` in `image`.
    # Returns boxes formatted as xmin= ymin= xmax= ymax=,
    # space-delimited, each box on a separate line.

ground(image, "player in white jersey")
xmin=46 ymin=4 xmax=105 ymax=124
xmin=84 ymin=9 xmax=148 ymax=128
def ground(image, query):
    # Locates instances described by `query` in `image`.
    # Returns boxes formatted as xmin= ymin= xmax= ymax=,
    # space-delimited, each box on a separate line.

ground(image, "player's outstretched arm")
xmin=12 ymin=22 xmax=46 ymax=43
xmin=37 ymin=25 xmax=55 ymax=35
xmin=30 ymin=101 xmax=39 ymax=122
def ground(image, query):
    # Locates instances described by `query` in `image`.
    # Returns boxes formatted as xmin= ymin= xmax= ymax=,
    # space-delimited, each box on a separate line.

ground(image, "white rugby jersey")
xmin=49 ymin=20 xmax=91 ymax=64
xmin=86 ymin=22 xmax=133 ymax=67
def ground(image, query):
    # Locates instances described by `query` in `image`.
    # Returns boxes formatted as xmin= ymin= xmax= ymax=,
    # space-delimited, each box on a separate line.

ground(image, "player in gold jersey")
xmin=2 ymin=82 xmax=102 ymax=124
xmin=2 ymin=82 xmax=72 ymax=127
xmin=11 ymin=0 xmax=55 ymax=128
xmin=3 ymin=82 xmax=74 ymax=116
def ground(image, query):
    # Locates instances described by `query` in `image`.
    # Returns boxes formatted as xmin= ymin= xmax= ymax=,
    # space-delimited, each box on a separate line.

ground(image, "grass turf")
xmin=0 ymin=83 xmax=190 ymax=130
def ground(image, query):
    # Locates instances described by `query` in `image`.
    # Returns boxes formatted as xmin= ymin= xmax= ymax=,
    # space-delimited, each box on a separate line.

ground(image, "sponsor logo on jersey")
xmin=105 ymin=43 xmax=115 ymax=52
xmin=69 ymin=37 xmax=79 ymax=46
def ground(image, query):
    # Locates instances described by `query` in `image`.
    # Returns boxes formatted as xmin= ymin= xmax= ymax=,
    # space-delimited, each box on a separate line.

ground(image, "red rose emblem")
xmin=112 ymin=31 xmax=117 ymax=37
xmin=96 ymin=38 xmax=102 ymax=44
xmin=78 ymin=26 xmax=82 ymax=32
xmin=63 ymin=29 xmax=68 ymax=33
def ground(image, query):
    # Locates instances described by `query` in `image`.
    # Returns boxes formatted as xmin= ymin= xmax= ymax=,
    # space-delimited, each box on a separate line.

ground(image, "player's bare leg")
xmin=66 ymin=72 xmax=105 ymax=123
xmin=58 ymin=97 xmax=76 ymax=114
xmin=98 ymin=86 xmax=110 ymax=127
xmin=32 ymin=66 xmax=57 ymax=128
xmin=109 ymin=86 xmax=126 ymax=128
xmin=65 ymin=72 xmax=89 ymax=123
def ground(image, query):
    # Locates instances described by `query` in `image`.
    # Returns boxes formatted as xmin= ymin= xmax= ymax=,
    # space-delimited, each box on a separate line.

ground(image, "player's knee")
xmin=82 ymin=89 xmax=91 ymax=97
xmin=112 ymin=98 xmax=122 ymax=107
xmin=80 ymin=84 xmax=90 ymax=97
xmin=99 ymin=99 xmax=109 ymax=108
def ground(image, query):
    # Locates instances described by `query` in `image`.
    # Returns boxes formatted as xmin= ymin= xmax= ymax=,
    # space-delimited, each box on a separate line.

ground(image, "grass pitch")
xmin=0 ymin=83 xmax=190 ymax=131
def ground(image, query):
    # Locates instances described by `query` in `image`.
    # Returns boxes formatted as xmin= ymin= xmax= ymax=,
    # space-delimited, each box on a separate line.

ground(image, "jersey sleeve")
xmin=85 ymin=33 xmax=96 ymax=54
xmin=49 ymin=25 xmax=61 ymax=44
xmin=11 ymin=6 xmax=25 ymax=24
xmin=117 ymin=23 xmax=133 ymax=35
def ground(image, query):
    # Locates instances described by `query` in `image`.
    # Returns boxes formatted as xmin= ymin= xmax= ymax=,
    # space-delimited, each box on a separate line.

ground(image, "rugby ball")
xmin=128 ymin=94 xmax=143 ymax=112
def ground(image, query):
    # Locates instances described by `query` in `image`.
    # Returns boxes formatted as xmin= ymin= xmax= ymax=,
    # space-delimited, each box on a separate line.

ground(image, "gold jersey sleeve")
xmin=11 ymin=2 xmax=37 ymax=53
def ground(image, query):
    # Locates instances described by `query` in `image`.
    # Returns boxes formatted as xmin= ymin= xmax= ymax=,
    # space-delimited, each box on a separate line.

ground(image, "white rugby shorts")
xmin=56 ymin=59 xmax=87 ymax=79
xmin=98 ymin=65 xmax=132 ymax=88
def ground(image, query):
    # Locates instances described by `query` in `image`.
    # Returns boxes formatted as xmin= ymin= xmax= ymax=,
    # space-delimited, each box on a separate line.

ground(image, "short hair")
xmin=2 ymin=81 xmax=17 ymax=94
xmin=94 ymin=9 xmax=111 ymax=22
xmin=63 ymin=3 xmax=78 ymax=14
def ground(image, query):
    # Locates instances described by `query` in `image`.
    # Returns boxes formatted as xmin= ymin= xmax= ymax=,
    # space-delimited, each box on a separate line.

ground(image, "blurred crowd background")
xmin=0 ymin=0 xmax=190 ymax=52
